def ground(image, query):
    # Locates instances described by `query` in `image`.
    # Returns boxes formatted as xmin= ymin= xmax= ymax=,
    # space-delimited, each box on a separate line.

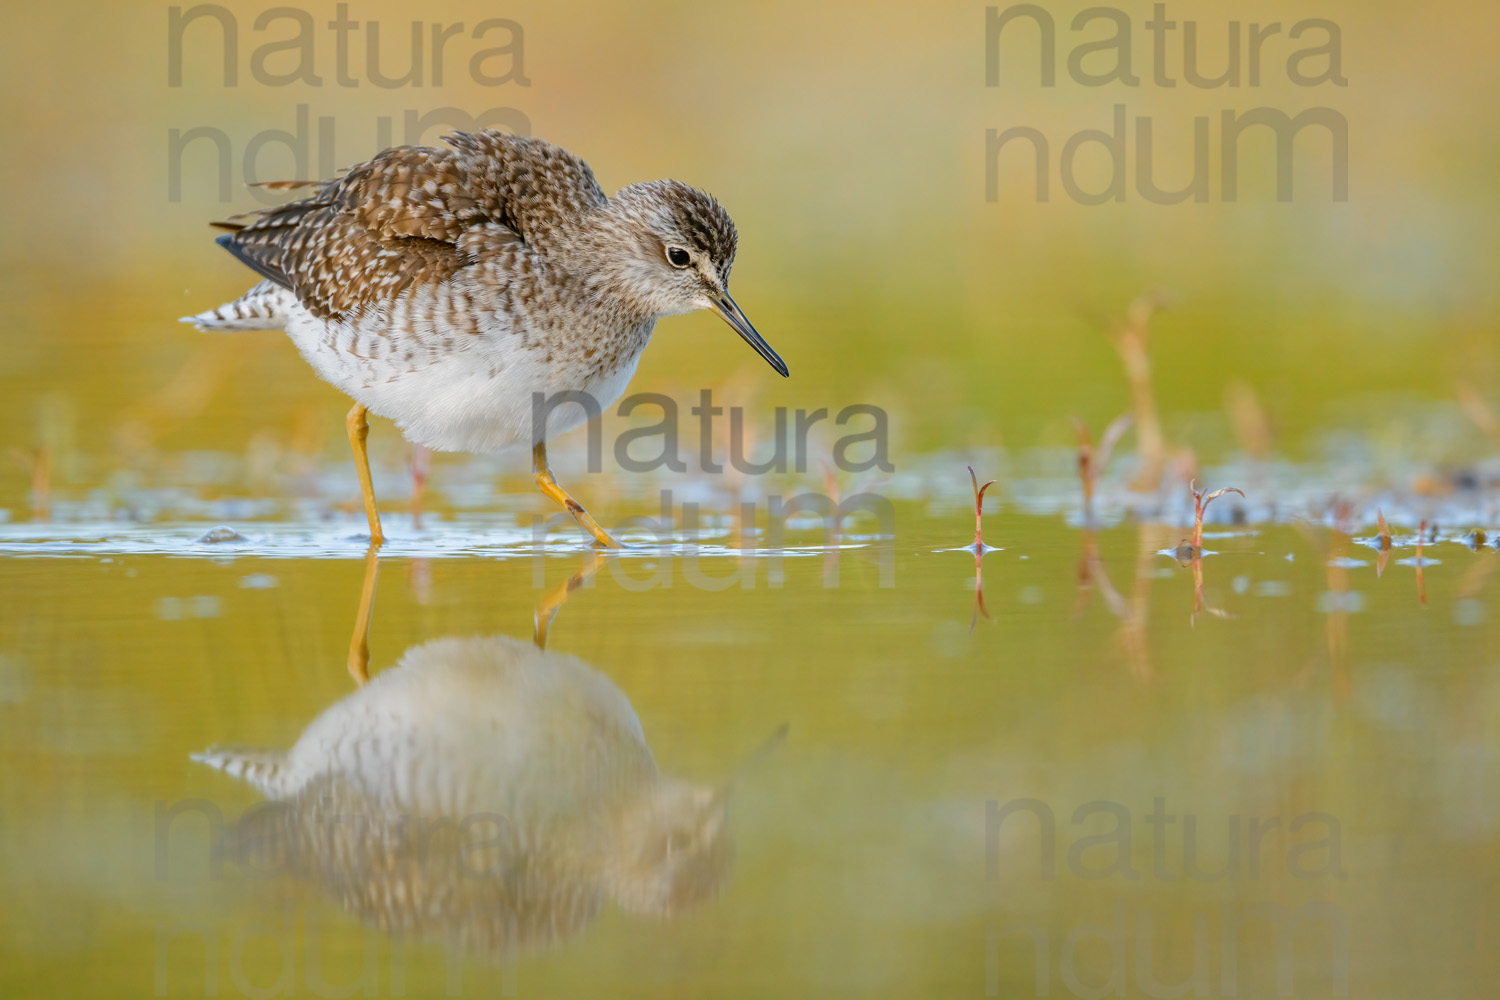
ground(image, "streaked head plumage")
xmin=600 ymin=179 xmax=787 ymax=377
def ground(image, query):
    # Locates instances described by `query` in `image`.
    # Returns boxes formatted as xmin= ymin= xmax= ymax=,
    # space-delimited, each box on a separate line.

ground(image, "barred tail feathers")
xmin=180 ymin=280 xmax=294 ymax=332
xmin=191 ymin=745 xmax=299 ymax=798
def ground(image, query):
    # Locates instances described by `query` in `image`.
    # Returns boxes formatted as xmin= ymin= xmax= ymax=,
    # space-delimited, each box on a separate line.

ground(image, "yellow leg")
xmin=347 ymin=545 xmax=380 ymax=686
xmin=532 ymin=440 xmax=622 ymax=548
xmin=533 ymin=550 xmax=605 ymax=649
xmin=345 ymin=402 xmax=384 ymax=545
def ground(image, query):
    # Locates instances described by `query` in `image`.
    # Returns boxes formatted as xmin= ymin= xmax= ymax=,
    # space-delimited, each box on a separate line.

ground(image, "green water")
xmin=1 ymin=511 xmax=1494 ymax=998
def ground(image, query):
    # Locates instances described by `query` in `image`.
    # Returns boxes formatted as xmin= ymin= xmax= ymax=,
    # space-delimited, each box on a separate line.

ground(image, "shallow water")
xmin=6 ymin=0 xmax=1500 ymax=992
xmin=2 ymin=501 xmax=1496 ymax=998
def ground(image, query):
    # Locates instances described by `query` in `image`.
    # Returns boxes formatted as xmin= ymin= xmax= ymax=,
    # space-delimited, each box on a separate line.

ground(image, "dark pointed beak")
xmin=712 ymin=292 xmax=788 ymax=377
xmin=710 ymin=723 xmax=789 ymax=809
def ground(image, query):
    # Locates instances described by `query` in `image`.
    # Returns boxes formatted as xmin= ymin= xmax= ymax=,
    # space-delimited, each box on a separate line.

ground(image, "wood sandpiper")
xmin=193 ymin=634 xmax=734 ymax=947
xmin=183 ymin=129 xmax=788 ymax=548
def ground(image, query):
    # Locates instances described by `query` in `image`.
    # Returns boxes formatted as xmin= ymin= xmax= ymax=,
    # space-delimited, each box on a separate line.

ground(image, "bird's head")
xmin=604 ymin=778 xmax=734 ymax=917
xmin=602 ymin=180 xmax=788 ymax=377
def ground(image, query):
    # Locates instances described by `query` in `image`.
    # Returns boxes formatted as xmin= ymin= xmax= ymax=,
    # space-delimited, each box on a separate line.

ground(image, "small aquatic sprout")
xmin=1117 ymin=293 xmax=1169 ymax=491
xmin=1190 ymin=553 xmax=1232 ymax=625
xmin=1091 ymin=291 xmax=1170 ymax=491
xmin=1190 ymin=481 xmax=1245 ymax=549
xmin=968 ymin=466 xmax=996 ymax=553
xmin=1073 ymin=413 xmax=1133 ymax=519
xmin=1175 ymin=502 xmax=1232 ymax=625
xmin=1072 ymin=419 xmax=1095 ymax=512
xmin=1325 ymin=495 xmax=1356 ymax=535
xmin=966 ymin=466 xmax=998 ymax=631
xmin=1375 ymin=508 xmax=1393 ymax=577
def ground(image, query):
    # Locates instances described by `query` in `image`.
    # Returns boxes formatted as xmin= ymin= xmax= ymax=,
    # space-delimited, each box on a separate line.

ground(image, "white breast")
xmin=282 ymin=301 xmax=653 ymax=454
xmin=284 ymin=636 xmax=655 ymax=818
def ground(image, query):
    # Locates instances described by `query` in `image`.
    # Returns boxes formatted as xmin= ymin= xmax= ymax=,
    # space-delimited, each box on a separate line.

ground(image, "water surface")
xmin=2 ymin=505 xmax=1494 ymax=997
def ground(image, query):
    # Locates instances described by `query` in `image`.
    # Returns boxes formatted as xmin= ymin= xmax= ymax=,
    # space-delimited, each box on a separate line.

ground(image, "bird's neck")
xmin=551 ymin=204 xmax=669 ymax=321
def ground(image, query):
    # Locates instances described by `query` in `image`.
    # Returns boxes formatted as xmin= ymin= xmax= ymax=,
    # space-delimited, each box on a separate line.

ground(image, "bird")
xmin=192 ymin=635 xmax=738 ymax=956
xmin=182 ymin=129 xmax=788 ymax=548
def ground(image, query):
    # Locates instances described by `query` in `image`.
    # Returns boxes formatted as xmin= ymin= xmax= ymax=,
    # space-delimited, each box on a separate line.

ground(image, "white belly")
xmin=282 ymin=307 xmax=652 ymax=453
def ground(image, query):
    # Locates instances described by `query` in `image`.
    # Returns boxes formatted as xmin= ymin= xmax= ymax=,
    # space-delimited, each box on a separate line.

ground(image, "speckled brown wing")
xmin=214 ymin=131 xmax=608 ymax=322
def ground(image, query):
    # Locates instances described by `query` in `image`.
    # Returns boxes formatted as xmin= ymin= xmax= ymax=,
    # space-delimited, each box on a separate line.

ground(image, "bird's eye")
xmin=666 ymin=247 xmax=692 ymax=268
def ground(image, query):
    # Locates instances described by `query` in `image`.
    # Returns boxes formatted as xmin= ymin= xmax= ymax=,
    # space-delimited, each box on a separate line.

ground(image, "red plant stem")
xmin=969 ymin=467 xmax=996 ymax=550
xmin=1079 ymin=447 xmax=1094 ymax=510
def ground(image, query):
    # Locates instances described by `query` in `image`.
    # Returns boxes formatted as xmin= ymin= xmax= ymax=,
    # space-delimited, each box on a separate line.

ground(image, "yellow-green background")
xmin=2 ymin=0 xmax=1498 ymax=501
xmin=2 ymin=2 xmax=1499 ymax=998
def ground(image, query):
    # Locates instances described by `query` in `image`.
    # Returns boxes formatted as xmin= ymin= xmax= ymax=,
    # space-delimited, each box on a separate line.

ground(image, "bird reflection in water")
xmin=195 ymin=549 xmax=782 ymax=959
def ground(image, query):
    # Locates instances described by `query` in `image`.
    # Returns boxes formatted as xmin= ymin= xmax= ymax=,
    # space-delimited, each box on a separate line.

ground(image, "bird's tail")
xmin=191 ymin=745 xmax=298 ymax=798
xmin=180 ymin=279 xmax=294 ymax=332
